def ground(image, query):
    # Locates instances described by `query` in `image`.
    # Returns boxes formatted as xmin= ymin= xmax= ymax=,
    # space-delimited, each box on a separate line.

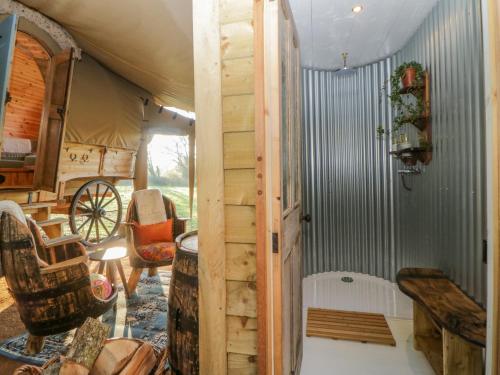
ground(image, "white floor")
xmin=300 ymin=272 xmax=435 ymax=375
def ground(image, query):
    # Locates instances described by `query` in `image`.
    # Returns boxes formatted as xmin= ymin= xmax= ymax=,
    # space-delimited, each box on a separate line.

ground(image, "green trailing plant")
xmin=376 ymin=125 xmax=385 ymax=139
xmin=377 ymin=61 xmax=426 ymax=137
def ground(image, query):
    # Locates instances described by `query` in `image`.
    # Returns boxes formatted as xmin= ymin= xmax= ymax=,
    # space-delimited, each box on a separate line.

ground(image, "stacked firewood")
xmin=14 ymin=318 xmax=170 ymax=375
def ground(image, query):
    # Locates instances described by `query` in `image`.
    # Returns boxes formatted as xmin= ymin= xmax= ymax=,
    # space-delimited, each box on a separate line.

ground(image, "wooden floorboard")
xmin=306 ymin=308 xmax=396 ymax=347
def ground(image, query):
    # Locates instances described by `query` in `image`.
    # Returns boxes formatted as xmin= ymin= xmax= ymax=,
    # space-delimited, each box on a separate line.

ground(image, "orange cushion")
xmin=133 ymin=219 xmax=173 ymax=246
xmin=137 ymin=242 xmax=176 ymax=262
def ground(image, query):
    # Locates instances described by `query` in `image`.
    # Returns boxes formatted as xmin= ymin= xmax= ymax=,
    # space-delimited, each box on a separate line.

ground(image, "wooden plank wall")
xmin=3 ymin=33 xmax=49 ymax=141
xmin=220 ymin=0 xmax=259 ymax=373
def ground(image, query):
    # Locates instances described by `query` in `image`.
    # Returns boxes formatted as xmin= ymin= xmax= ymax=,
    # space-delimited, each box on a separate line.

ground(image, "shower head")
xmin=334 ymin=52 xmax=357 ymax=76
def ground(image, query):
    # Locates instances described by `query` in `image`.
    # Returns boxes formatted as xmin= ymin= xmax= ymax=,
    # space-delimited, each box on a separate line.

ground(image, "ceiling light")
xmin=352 ymin=5 xmax=363 ymax=13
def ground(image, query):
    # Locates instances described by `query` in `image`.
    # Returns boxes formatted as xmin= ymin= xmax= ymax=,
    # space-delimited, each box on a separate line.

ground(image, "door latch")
xmin=301 ymin=214 xmax=312 ymax=223
xmin=272 ymin=232 xmax=279 ymax=253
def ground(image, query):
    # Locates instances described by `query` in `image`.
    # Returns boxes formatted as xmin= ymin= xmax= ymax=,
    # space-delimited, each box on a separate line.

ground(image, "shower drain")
xmin=341 ymin=276 xmax=354 ymax=283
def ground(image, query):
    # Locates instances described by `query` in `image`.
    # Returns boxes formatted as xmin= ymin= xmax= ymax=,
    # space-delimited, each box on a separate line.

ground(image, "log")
xmin=154 ymin=348 xmax=170 ymax=375
xmin=90 ymin=338 xmax=141 ymax=375
xmin=59 ymin=362 xmax=89 ymax=375
xmin=118 ymin=342 xmax=156 ymax=375
xmin=59 ymin=317 xmax=110 ymax=375
xmin=42 ymin=363 xmax=62 ymax=375
xmin=13 ymin=364 xmax=43 ymax=375
xmin=396 ymin=268 xmax=486 ymax=347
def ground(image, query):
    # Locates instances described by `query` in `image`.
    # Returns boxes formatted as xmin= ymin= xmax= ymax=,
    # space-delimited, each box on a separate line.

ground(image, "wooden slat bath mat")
xmin=306 ymin=308 xmax=396 ymax=346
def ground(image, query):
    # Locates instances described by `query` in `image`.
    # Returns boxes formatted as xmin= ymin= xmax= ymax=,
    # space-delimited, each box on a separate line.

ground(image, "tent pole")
xmin=134 ymin=135 xmax=150 ymax=191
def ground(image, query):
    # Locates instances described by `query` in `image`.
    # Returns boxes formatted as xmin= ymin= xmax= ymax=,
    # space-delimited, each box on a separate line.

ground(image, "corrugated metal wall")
xmin=302 ymin=0 xmax=486 ymax=303
xmin=302 ymin=63 xmax=396 ymax=279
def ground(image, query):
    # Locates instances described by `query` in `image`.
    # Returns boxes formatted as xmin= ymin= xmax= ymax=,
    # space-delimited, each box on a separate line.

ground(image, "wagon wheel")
xmin=69 ymin=179 xmax=122 ymax=246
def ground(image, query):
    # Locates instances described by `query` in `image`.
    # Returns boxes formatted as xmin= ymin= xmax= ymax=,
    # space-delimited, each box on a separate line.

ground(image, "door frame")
xmin=483 ymin=0 xmax=500 ymax=373
xmin=254 ymin=0 xmax=273 ymax=373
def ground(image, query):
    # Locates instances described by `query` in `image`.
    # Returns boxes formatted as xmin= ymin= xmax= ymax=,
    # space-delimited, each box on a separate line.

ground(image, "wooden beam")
xmin=193 ymin=0 xmax=227 ymax=374
xmin=485 ymin=0 xmax=500 ymax=373
xmin=254 ymin=0 xmax=273 ymax=373
xmin=133 ymin=136 xmax=149 ymax=191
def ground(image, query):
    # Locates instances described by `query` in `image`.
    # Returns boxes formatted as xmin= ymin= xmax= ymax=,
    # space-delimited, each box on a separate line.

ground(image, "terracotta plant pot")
xmin=401 ymin=67 xmax=417 ymax=88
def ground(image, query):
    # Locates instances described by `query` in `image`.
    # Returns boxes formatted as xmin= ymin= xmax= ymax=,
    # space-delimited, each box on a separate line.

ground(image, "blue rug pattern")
xmin=0 ymin=270 xmax=171 ymax=366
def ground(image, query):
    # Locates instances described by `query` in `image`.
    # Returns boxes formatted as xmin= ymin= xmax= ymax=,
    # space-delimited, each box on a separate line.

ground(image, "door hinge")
xmin=272 ymin=232 xmax=279 ymax=253
xmin=4 ymin=91 xmax=11 ymax=104
xmin=483 ymin=239 xmax=488 ymax=264
xmin=57 ymin=106 xmax=65 ymax=121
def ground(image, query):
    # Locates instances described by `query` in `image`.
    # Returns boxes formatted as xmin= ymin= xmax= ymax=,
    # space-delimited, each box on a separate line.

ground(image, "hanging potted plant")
xmin=376 ymin=61 xmax=426 ymax=138
xmin=395 ymin=61 xmax=424 ymax=88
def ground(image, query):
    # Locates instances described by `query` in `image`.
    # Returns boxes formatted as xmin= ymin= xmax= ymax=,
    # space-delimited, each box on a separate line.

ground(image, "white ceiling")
xmin=289 ymin=0 xmax=439 ymax=70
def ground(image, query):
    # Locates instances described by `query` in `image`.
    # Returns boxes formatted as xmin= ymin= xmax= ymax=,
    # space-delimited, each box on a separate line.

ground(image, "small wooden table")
xmin=89 ymin=247 xmax=130 ymax=299
xmin=397 ymin=268 xmax=486 ymax=375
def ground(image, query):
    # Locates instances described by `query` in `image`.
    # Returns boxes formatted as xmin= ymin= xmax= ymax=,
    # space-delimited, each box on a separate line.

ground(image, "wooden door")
xmin=34 ymin=48 xmax=74 ymax=192
xmin=269 ymin=1 xmax=303 ymax=373
xmin=0 ymin=14 xmax=18 ymax=149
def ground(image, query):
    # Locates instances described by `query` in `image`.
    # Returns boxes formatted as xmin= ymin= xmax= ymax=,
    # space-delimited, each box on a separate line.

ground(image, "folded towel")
xmin=2 ymin=137 xmax=32 ymax=154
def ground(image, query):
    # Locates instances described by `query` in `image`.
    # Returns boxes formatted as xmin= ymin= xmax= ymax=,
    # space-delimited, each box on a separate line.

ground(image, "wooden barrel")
xmin=168 ymin=231 xmax=199 ymax=374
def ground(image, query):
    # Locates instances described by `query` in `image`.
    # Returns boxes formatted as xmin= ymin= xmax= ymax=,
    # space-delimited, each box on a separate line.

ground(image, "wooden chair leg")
xmin=148 ymin=267 xmax=158 ymax=277
xmin=106 ymin=262 xmax=117 ymax=286
xmin=98 ymin=261 xmax=106 ymax=274
xmin=115 ymin=260 xmax=130 ymax=298
xmin=128 ymin=268 xmax=143 ymax=295
xmin=26 ymin=335 xmax=45 ymax=355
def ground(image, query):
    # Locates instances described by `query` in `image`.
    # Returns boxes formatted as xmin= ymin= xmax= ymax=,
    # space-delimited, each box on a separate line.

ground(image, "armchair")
xmin=0 ymin=209 xmax=117 ymax=354
xmin=125 ymin=189 xmax=187 ymax=294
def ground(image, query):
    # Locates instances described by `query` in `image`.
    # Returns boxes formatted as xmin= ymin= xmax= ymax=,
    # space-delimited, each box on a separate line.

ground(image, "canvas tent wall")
xmin=12 ymin=0 xmax=195 ymax=111
xmin=65 ymin=53 xmax=148 ymax=151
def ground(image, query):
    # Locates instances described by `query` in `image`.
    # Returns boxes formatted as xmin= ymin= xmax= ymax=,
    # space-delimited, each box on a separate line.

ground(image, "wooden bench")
xmin=396 ymin=268 xmax=486 ymax=375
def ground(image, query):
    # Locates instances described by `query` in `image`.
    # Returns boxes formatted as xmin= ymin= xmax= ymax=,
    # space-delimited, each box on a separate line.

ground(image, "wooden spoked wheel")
xmin=69 ymin=179 xmax=123 ymax=246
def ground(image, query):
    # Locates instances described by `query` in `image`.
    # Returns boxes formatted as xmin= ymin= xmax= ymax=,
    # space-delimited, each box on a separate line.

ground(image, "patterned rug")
xmin=0 ymin=270 xmax=171 ymax=366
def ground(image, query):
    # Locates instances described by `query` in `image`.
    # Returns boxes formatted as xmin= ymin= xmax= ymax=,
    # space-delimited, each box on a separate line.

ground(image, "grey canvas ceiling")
xmin=289 ymin=0 xmax=439 ymax=70
xmin=17 ymin=0 xmax=194 ymax=111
